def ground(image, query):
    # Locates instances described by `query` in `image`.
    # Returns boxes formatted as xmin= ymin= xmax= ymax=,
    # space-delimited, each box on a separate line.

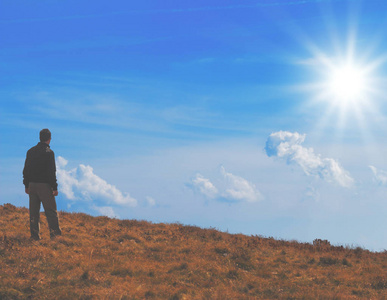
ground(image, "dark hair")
xmin=40 ymin=129 xmax=51 ymax=142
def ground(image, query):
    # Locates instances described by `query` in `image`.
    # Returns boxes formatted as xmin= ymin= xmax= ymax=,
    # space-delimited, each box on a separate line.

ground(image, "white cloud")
xmin=220 ymin=166 xmax=263 ymax=203
xmin=56 ymin=156 xmax=137 ymax=207
xmin=370 ymin=165 xmax=387 ymax=186
xmin=191 ymin=174 xmax=218 ymax=199
xmin=191 ymin=167 xmax=263 ymax=203
xmin=92 ymin=205 xmax=116 ymax=218
xmin=146 ymin=196 xmax=156 ymax=207
xmin=265 ymin=131 xmax=354 ymax=188
xmin=56 ymin=156 xmax=78 ymax=199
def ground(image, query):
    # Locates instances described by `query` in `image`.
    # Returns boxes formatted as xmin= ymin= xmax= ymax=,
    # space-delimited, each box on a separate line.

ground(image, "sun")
xmin=305 ymin=52 xmax=379 ymax=114
xmin=327 ymin=62 xmax=368 ymax=104
xmin=297 ymin=43 xmax=386 ymax=132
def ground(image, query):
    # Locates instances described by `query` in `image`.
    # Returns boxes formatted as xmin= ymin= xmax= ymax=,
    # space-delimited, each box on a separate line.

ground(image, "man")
xmin=23 ymin=129 xmax=62 ymax=240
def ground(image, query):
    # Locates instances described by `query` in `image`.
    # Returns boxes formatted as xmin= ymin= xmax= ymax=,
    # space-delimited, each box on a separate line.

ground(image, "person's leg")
xmin=38 ymin=183 xmax=62 ymax=238
xmin=28 ymin=183 xmax=41 ymax=240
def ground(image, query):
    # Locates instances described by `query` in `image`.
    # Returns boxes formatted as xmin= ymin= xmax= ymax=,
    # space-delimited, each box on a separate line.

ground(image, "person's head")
xmin=40 ymin=129 xmax=51 ymax=144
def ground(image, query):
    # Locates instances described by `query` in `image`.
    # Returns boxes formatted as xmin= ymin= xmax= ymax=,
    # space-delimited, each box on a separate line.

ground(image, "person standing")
xmin=23 ymin=129 xmax=62 ymax=240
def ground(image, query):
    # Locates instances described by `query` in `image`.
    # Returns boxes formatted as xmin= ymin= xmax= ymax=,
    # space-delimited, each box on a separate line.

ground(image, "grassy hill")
xmin=0 ymin=203 xmax=386 ymax=299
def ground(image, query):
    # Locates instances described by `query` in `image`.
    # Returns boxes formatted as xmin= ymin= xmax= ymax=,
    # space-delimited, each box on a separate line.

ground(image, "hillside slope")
xmin=0 ymin=203 xmax=386 ymax=299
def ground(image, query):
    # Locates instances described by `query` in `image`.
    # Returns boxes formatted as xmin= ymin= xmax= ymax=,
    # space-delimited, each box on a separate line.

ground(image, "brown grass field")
xmin=0 ymin=203 xmax=386 ymax=299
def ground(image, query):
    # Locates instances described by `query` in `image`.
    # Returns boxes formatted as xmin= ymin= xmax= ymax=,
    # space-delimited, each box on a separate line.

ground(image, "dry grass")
xmin=0 ymin=203 xmax=386 ymax=299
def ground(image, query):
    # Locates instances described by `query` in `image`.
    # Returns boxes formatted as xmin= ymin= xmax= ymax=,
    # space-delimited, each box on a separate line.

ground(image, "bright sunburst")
xmin=327 ymin=62 xmax=368 ymax=104
xmin=301 ymin=42 xmax=385 ymax=130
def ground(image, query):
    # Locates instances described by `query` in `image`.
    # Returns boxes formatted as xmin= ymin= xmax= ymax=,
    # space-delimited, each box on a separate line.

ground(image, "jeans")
xmin=29 ymin=182 xmax=61 ymax=239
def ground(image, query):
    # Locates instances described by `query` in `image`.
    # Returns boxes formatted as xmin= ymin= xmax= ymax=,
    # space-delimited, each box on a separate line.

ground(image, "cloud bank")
xmin=265 ymin=131 xmax=354 ymax=188
xmin=191 ymin=166 xmax=263 ymax=203
xmin=56 ymin=156 xmax=137 ymax=216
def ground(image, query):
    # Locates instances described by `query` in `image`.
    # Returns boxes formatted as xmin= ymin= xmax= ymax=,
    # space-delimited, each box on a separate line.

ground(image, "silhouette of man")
xmin=23 ymin=129 xmax=62 ymax=240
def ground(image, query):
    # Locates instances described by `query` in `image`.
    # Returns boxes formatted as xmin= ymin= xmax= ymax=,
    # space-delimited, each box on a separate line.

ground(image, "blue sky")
xmin=1 ymin=0 xmax=387 ymax=251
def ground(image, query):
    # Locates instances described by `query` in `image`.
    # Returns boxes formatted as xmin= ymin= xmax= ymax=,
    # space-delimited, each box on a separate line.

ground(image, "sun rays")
xmin=298 ymin=33 xmax=387 ymax=138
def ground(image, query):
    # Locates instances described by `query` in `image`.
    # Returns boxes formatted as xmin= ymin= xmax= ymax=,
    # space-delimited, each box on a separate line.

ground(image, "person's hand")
xmin=25 ymin=188 xmax=29 ymax=195
xmin=53 ymin=190 xmax=59 ymax=197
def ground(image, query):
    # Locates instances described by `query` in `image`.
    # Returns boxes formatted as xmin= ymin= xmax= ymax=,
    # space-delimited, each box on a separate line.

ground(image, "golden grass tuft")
xmin=0 ymin=203 xmax=386 ymax=299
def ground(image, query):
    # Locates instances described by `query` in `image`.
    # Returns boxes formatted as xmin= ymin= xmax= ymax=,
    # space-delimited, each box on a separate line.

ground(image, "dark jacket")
xmin=23 ymin=142 xmax=58 ymax=191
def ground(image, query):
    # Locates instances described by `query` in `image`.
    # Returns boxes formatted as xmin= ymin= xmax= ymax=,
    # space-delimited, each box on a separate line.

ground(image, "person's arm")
xmin=49 ymin=151 xmax=58 ymax=196
xmin=23 ymin=151 xmax=30 ymax=194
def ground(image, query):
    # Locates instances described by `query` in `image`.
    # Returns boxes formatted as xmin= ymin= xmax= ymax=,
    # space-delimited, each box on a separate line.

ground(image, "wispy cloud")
xmin=1 ymin=0 xmax=329 ymax=24
xmin=265 ymin=131 xmax=354 ymax=188
xmin=191 ymin=166 xmax=263 ymax=203
xmin=56 ymin=156 xmax=137 ymax=207
xmin=369 ymin=165 xmax=387 ymax=186
xmin=9 ymin=87 xmax=246 ymax=139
